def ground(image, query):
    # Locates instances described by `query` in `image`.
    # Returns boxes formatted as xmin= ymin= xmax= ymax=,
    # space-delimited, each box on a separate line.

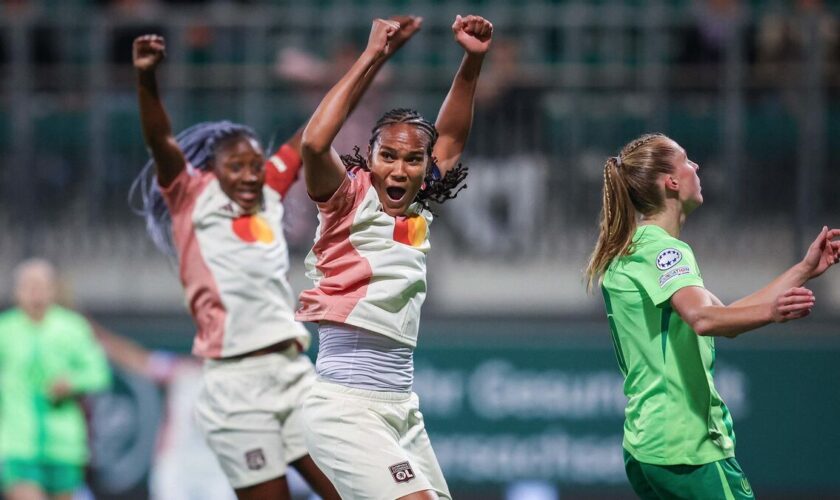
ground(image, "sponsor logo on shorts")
xmin=656 ymin=248 xmax=683 ymax=270
xmin=389 ymin=461 xmax=416 ymax=484
xmin=245 ymin=449 xmax=266 ymax=470
xmin=659 ymin=265 xmax=691 ymax=288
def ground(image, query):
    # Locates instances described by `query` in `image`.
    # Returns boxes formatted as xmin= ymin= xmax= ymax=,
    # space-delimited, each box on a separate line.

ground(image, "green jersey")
xmin=0 ymin=306 xmax=110 ymax=464
xmin=601 ymin=224 xmax=735 ymax=465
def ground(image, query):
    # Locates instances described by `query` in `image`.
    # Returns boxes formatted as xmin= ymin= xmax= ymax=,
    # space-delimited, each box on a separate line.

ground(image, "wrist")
xmin=360 ymin=49 xmax=383 ymax=66
xmin=765 ymin=302 xmax=778 ymax=323
xmin=792 ymin=261 xmax=811 ymax=283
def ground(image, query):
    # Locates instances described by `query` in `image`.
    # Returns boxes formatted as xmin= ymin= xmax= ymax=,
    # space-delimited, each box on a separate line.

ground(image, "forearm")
xmin=287 ymin=57 xmax=383 ymax=159
xmin=137 ymin=69 xmax=186 ymax=186
xmin=434 ymin=52 xmax=485 ymax=170
xmin=137 ymin=69 xmax=174 ymax=149
xmin=729 ymin=262 xmax=808 ymax=308
xmin=685 ymin=303 xmax=773 ymax=338
xmin=302 ymin=51 xmax=380 ymax=155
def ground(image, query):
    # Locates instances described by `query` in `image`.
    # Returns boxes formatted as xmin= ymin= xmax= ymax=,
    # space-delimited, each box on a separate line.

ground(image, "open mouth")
xmin=386 ymin=187 xmax=407 ymax=201
xmin=237 ymin=190 xmax=259 ymax=203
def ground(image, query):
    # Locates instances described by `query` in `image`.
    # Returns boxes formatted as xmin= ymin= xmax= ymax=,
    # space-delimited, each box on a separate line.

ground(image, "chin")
xmin=237 ymin=200 xmax=259 ymax=212
xmin=382 ymin=204 xmax=408 ymax=217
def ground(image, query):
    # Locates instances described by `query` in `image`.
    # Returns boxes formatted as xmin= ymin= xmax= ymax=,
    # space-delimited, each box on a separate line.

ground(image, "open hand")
xmin=452 ymin=14 xmax=493 ymax=55
xmin=133 ymin=34 xmax=166 ymax=72
xmin=771 ymin=287 xmax=814 ymax=323
xmin=800 ymin=226 xmax=840 ymax=279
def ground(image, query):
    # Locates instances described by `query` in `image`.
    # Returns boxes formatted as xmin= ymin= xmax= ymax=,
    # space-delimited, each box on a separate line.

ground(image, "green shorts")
xmin=624 ymin=449 xmax=755 ymax=500
xmin=1 ymin=459 xmax=84 ymax=495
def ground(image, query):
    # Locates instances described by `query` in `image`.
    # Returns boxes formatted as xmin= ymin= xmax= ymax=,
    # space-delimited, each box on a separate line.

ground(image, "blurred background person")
xmin=0 ymin=259 xmax=110 ymax=500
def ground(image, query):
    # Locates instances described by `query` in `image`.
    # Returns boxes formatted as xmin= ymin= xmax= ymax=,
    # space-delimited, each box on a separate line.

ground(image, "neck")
xmin=641 ymin=201 xmax=685 ymax=238
xmin=24 ymin=309 xmax=47 ymax=323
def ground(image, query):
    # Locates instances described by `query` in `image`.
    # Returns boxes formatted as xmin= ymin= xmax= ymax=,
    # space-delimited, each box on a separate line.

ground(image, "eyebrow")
xmin=379 ymin=146 xmax=426 ymax=155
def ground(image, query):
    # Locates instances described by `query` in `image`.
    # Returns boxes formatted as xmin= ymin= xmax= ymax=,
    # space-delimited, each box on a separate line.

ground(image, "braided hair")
xmin=585 ymin=132 xmax=679 ymax=290
xmin=129 ymin=121 xmax=260 ymax=257
xmin=340 ymin=108 xmax=468 ymax=212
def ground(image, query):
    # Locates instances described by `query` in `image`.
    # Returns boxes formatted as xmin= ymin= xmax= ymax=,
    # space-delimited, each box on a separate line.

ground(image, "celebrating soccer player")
xmin=296 ymin=14 xmax=492 ymax=500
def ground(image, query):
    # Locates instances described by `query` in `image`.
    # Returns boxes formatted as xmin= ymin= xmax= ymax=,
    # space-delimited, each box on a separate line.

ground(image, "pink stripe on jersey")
xmin=297 ymin=173 xmax=372 ymax=323
xmin=161 ymin=169 xmax=226 ymax=358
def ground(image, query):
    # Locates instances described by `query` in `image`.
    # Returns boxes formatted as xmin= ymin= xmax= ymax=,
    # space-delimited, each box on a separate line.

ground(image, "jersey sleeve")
xmin=158 ymin=166 xmax=204 ymax=215
xmin=635 ymin=239 xmax=704 ymax=307
xmin=315 ymin=170 xmax=365 ymax=219
xmin=66 ymin=315 xmax=112 ymax=394
xmin=264 ymin=144 xmax=303 ymax=198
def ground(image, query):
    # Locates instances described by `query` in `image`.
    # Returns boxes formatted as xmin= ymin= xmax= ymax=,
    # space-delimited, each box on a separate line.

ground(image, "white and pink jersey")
xmin=161 ymin=145 xmax=310 ymax=359
xmin=296 ymin=167 xmax=433 ymax=348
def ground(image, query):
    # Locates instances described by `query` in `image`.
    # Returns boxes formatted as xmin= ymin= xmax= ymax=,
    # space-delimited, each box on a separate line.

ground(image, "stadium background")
xmin=1 ymin=0 xmax=839 ymax=498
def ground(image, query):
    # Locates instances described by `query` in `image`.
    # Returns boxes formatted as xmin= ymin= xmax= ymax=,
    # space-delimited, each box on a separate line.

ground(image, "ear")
xmin=664 ymin=174 xmax=679 ymax=192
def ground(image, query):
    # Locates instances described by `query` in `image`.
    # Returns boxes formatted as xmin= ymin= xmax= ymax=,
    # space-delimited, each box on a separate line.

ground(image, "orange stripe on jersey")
xmin=407 ymin=215 xmax=427 ymax=247
xmin=232 ymin=214 xmax=275 ymax=244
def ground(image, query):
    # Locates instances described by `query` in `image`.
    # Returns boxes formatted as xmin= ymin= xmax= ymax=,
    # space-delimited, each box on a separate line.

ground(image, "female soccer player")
xmin=296 ymin=15 xmax=492 ymax=500
xmin=130 ymin=20 xmax=421 ymax=500
xmin=585 ymin=133 xmax=840 ymax=499
xmin=0 ymin=260 xmax=110 ymax=500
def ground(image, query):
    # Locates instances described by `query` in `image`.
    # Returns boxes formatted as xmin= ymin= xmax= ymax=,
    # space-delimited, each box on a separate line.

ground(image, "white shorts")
xmin=302 ymin=379 xmax=451 ymax=500
xmin=194 ymin=346 xmax=316 ymax=489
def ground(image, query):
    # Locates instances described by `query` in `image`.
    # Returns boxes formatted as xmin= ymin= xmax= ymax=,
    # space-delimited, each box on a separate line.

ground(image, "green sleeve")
xmin=634 ymin=238 xmax=705 ymax=307
xmin=66 ymin=317 xmax=111 ymax=394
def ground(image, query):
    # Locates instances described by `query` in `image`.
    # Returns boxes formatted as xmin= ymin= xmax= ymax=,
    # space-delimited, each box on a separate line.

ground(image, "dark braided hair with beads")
xmin=340 ymin=108 xmax=468 ymax=211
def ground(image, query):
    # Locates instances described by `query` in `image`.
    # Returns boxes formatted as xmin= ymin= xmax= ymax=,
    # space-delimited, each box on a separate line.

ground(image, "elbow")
xmin=300 ymin=130 xmax=330 ymax=157
xmin=691 ymin=317 xmax=735 ymax=338
xmin=692 ymin=319 xmax=715 ymax=337
xmin=684 ymin=311 xmax=715 ymax=337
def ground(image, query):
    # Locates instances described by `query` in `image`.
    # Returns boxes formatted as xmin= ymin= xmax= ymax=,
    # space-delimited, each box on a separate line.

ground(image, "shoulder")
xmin=0 ymin=308 xmax=20 ymax=328
xmin=632 ymin=228 xmax=696 ymax=268
xmin=49 ymin=307 xmax=92 ymax=332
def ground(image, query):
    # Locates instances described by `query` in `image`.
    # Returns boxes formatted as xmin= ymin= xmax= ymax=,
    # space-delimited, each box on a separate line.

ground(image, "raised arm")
xmin=133 ymin=34 xmax=187 ymax=188
xmin=301 ymin=19 xmax=401 ymax=201
xmin=434 ymin=15 xmax=493 ymax=175
xmin=670 ymin=285 xmax=814 ymax=338
xmin=728 ymin=226 xmax=840 ymax=308
xmin=276 ymin=16 xmax=422 ymax=187
xmin=671 ymin=226 xmax=839 ymax=338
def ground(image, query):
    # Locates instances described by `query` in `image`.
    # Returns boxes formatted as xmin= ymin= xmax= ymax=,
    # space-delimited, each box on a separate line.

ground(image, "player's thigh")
xmin=301 ymin=381 xmax=437 ymax=500
xmin=401 ymin=399 xmax=451 ymax=500
xmin=6 ymin=483 xmax=47 ymax=500
xmin=3 ymin=461 xmax=47 ymax=500
xmin=42 ymin=462 xmax=83 ymax=498
xmin=634 ymin=456 xmax=754 ymax=500
xmin=278 ymin=354 xmax=317 ymax=465
xmin=623 ymin=450 xmax=662 ymax=500
xmin=233 ymin=475 xmax=290 ymax=500
xmin=195 ymin=360 xmax=289 ymax=488
xmin=397 ymin=491 xmax=439 ymax=500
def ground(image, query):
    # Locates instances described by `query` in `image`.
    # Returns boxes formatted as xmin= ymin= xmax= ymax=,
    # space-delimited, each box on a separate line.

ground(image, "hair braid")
xmin=585 ymin=132 xmax=678 ymax=291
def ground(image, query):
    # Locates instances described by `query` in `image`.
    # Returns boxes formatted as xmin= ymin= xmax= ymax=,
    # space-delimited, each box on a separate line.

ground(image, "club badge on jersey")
xmin=389 ymin=461 xmax=416 ymax=483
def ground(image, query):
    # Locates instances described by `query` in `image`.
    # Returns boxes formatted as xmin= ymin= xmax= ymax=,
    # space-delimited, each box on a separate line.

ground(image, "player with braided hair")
xmin=129 ymin=20 xmax=421 ymax=500
xmin=585 ymin=133 xmax=840 ymax=499
xmin=339 ymin=108 xmax=468 ymax=211
xmin=296 ymin=15 xmax=492 ymax=500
